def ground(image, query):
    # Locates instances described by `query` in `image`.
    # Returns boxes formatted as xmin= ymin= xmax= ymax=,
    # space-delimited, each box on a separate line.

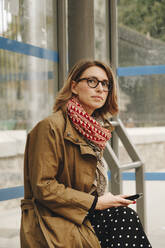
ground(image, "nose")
xmin=96 ymin=82 xmax=104 ymax=92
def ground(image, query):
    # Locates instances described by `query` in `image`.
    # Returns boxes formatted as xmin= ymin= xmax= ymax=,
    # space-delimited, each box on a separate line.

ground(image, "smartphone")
xmin=125 ymin=193 xmax=143 ymax=201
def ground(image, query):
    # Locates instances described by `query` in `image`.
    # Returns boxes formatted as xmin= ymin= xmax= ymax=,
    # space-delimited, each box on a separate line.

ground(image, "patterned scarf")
xmin=67 ymin=97 xmax=111 ymax=150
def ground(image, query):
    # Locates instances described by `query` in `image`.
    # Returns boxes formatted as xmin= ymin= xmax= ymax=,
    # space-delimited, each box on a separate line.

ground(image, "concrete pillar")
xmin=68 ymin=0 xmax=95 ymax=70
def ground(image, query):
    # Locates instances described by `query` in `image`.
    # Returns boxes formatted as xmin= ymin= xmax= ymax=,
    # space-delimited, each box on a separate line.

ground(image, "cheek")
xmin=78 ymin=85 xmax=92 ymax=96
xmin=104 ymin=93 xmax=109 ymax=102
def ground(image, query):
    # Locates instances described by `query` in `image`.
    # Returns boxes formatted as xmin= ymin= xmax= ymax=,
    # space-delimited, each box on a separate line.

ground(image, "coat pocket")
xmin=20 ymin=205 xmax=47 ymax=247
xmin=42 ymin=215 xmax=85 ymax=248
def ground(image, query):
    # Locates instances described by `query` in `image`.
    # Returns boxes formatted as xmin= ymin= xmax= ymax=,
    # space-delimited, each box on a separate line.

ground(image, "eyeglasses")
xmin=77 ymin=77 xmax=112 ymax=92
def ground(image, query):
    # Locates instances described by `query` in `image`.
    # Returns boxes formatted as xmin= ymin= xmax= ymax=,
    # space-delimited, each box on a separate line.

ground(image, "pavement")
xmin=123 ymin=180 xmax=165 ymax=248
xmin=0 ymin=180 xmax=165 ymax=248
xmin=0 ymin=208 xmax=20 ymax=248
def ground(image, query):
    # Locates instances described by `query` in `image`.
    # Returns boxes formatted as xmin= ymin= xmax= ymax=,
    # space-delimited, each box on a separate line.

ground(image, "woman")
xmin=20 ymin=60 xmax=152 ymax=248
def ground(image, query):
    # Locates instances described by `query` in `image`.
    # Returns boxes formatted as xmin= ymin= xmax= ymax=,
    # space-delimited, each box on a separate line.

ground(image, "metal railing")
xmin=103 ymin=118 xmax=146 ymax=229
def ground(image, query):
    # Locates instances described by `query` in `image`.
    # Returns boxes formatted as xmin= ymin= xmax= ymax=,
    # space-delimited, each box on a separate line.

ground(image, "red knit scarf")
xmin=67 ymin=97 xmax=111 ymax=150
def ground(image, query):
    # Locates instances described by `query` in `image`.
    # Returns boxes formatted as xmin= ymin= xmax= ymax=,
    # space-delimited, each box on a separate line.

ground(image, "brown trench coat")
xmin=20 ymin=106 xmax=112 ymax=248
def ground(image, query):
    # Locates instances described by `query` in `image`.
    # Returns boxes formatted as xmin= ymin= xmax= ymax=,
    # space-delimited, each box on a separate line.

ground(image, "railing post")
xmin=107 ymin=0 xmax=120 ymax=157
xmin=57 ymin=0 xmax=68 ymax=89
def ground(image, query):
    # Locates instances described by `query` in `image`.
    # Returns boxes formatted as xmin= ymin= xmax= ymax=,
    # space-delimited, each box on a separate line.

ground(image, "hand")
xmin=95 ymin=192 xmax=135 ymax=210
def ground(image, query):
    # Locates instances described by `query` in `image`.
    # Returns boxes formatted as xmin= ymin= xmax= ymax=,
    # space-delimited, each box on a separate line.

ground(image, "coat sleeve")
xmin=26 ymin=118 xmax=95 ymax=225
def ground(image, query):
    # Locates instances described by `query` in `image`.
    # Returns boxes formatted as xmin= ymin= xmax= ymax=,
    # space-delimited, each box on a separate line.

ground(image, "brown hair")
xmin=53 ymin=60 xmax=118 ymax=117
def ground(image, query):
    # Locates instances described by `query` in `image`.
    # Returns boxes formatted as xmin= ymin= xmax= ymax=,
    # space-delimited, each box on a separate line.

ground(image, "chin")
xmin=94 ymin=103 xmax=104 ymax=109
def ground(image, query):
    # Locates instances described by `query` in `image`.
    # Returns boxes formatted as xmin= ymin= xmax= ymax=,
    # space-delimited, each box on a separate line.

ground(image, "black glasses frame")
xmin=77 ymin=77 xmax=112 ymax=92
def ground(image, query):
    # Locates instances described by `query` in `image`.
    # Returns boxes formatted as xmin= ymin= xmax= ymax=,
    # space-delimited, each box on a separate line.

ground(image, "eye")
xmin=102 ymin=81 xmax=109 ymax=87
xmin=102 ymin=81 xmax=107 ymax=87
xmin=87 ymin=78 xmax=97 ymax=85
xmin=88 ymin=78 xmax=96 ymax=83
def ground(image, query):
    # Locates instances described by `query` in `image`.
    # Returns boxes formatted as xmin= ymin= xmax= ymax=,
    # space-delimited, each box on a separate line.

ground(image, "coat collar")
xmin=64 ymin=116 xmax=97 ymax=157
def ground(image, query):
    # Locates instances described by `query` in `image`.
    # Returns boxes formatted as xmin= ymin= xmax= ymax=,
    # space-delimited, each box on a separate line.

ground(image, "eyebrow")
xmin=86 ymin=76 xmax=109 ymax=81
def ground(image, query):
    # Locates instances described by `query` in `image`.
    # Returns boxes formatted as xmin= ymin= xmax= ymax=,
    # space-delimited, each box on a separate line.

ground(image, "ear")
xmin=71 ymin=80 xmax=78 ymax=95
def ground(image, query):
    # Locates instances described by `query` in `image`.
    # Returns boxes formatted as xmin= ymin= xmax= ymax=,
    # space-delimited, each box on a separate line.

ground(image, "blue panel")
xmin=0 ymin=71 xmax=54 ymax=83
xmin=144 ymin=172 xmax=165 ymax=181
xmin=108 ymin=172 xmax=165 ymax=181
xmin=117 ymin=65 xmax=165 ymax=77
xmin=0 ymin=186 xmax=24 ymax=201
xmin=1 ymin=173 xmax=165 ymax=201
xmin=0 ymin=36 xmax=58 ymax=62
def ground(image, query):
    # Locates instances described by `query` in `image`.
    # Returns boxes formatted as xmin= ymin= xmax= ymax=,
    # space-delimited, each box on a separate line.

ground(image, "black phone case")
xmin=125 ymin=193 xmax=143 ymax=200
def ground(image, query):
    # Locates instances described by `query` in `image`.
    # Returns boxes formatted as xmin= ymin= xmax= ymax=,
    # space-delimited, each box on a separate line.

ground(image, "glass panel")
xmin=118 ymin=74 xmax=165 ymax=127
xmin=117 ymin=0 xmax=165 ymax=127
xmin=0 ymin=0 xmax=58 ymax=130
xmin=117 ymin=4 xmax=165 ymax=246
xmin=118 ymin=0 xmax=165 ymax=66
xmin=0 ymin=0 xmax=57 ymax=49
xmin=0 ymin=0 xmax=58 ymax=210
xmin=0 ymin=51 xmax=57 ymax=130
xmin=94 ymin=0 xmax=108 ymax=60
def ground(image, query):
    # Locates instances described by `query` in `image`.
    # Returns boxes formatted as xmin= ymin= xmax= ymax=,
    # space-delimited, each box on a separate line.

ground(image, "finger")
xmin=117 ymin=196 xmax=132 ymax=203
xmin=120 ymin=194 xmax=132 ymax=199
xmin=120 ymin=198 xmax=134 ymax=205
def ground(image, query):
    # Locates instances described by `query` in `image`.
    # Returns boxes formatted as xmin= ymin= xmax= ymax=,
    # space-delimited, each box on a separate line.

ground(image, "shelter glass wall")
xmin=94 ymin=0 xmax=107 ymax=61
xmin=0 ymin=0 xmax=58 ymax=131
xmin=117 ymin=2 xmax=165 ymax=246
xmin=117 ymin=0 xmax=165 ymax=127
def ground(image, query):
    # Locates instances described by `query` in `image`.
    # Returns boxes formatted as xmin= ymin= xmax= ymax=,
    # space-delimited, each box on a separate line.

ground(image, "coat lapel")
xmin=64 ymin=114 xmax=96 ymax=157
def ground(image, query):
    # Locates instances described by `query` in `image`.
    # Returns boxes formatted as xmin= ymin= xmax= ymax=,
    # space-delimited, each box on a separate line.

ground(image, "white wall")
xmin=120 ymin=127 xmax=165 ymax=171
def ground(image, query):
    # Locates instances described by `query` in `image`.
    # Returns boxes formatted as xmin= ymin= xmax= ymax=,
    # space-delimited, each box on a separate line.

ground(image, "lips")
xmin=92 ymin=96 xmax=104 ymax=100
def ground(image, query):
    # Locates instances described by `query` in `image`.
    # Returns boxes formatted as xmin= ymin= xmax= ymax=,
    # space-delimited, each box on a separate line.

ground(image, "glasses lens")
xmin=87 ymin=78 xmax=98 ymax=88
xmin=101 ymin=81 xmax=110 ymax=91
xmin=86 ymin=78 xmax=112 ymax=92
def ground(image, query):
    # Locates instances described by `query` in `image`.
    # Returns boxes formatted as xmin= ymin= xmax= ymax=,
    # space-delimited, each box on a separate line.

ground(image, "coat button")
xmin=67 ymin=132 xmax=71 ymax=137
xmin=75 ymin=138 xmax=79 ymax=142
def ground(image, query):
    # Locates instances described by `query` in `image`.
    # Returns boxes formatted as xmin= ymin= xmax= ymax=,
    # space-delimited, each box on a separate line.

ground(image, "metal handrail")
xmin=103 ymin=117 xmax=146 ymax=230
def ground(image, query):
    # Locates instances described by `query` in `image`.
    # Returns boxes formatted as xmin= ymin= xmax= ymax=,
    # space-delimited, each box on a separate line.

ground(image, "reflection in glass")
xmin=94 ymin=0 xmax=107 ymax=61
xmin=0 ymin=0 xmax=58 ymax=130
xmin=118 ymin=0 xmax=165 ymax=67
xmin=118 ymin=74 xmax=165 ymax=127
xmin=117 ymin=0 xmax=165 ymax=127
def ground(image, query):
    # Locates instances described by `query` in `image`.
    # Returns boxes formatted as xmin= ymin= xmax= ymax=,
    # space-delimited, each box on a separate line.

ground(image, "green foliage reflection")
xmin=118 ymin=0 xmax=165 ymax=41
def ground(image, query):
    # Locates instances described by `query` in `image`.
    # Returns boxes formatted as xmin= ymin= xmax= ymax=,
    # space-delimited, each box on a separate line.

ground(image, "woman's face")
xmin=71 ymin=66 xmax=109 ymax=115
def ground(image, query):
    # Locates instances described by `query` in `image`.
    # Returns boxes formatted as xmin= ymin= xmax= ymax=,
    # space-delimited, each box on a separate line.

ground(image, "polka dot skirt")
xmin=88 ymin=206 xmax=152 ymax=248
